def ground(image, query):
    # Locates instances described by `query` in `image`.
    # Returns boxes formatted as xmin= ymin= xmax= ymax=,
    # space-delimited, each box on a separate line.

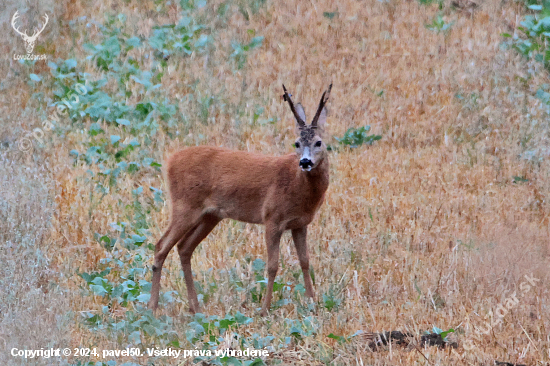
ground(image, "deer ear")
xmin=294 ymin=103 xmax=306 ymax=132
xmin=316 ymin=106 xmax=327 ymax=133
xmin=295 ymin=103 xmax=306 ymax=124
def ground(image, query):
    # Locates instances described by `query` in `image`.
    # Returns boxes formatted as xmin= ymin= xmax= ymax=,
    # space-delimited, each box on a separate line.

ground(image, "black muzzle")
xmin=299 ymin=159 xmax=313 ymax=170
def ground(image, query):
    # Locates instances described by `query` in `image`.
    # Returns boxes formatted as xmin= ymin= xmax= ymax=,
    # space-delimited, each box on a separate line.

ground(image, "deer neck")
xmin=297 ymin=155 xmax=329 ymax=194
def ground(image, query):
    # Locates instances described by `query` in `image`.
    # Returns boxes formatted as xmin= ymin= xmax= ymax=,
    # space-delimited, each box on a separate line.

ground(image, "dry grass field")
xmin=1 ymin=0 xmax=550 ymax=364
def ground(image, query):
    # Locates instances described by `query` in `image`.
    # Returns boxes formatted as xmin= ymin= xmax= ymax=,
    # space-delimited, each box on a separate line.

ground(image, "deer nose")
xmin=299 ymin=158 xmax=313 ymax=169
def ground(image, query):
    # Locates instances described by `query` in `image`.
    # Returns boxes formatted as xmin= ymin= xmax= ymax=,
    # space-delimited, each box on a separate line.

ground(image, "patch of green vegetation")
xmin=418 ymin=0 xmax=442 ymax=5
xmin=237 ymin=0 xmax=268 ymax=21
xmin=231 ymin=36 xmax=264 ymax=70
xmin=513 ymin=175 xmax=529 ymax=183
xmin=426 ymin=13 xmax=454 ymax=33
xmin=431 ymin=326 xmax=455 ymax=342
xmin=330 ymin=126 xmax=382 ymax=149
xmin=286 ymin=316 xmax=318 ymax=341
xmin=509 ymin=2 xmax=550 ymax=73
xmin=327 ymin=330 xmax=364 ymax=344
xmin=323 ymin=11 xmax=339 ymax=19
xmin=505 ymin=1 xmax=550 ymax=161
xmin=510 ymin=6 xmax=550 ymax=70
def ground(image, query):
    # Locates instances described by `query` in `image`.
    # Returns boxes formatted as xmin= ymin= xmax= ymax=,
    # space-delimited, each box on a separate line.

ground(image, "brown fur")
xmin=148 ymin=86 xmax=331 ymax=316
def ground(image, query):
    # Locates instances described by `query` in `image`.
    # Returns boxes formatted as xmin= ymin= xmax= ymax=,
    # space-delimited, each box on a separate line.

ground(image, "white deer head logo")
xmin=11 ymin=11 xmax=49 ymax=54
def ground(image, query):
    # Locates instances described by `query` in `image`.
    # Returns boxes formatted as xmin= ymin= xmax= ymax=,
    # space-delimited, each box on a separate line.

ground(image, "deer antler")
xmin=11 ymin=12 xmax=48 ymax=41
xmin=282 ymin=84 xmax=306 ymax=128
xmin=311 ymin=83 xmax=332 ymax=128
xmin=11 ymin=11 xmax=29 ymax=38
xmin=29 ymin=14 xmax=48 ymax=40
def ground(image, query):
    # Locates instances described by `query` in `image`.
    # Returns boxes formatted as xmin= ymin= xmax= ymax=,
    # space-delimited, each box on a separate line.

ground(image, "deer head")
xmin=283 ymin=84 xmax=332 ymax=171
xmin=11 ymin=11 xmax=49 ymax=54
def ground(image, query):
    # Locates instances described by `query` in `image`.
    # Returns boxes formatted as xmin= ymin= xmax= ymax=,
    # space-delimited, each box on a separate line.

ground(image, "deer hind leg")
xmin=260 ymin=223 xmax=283 ymax=316
xmin=177 ymin=213 xmax=220 ymax=314
xmin=291 ymin=227 xmax=316 ymax=300
xmin=148 ymin=208 xmax=202 ymax=311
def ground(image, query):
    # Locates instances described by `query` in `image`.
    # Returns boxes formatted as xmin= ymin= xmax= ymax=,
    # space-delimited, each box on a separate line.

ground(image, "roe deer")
xmin=148 ymin=84 xmax=332 ymax=316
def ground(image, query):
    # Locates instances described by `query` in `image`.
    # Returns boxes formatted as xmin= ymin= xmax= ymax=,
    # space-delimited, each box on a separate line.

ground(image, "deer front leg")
xmin=260 ymin=224 xmax=282 ymax=316
xmin=291 ymin=226 xmax=316 ymax=300
xmin=179 ymin=257 xmax=199 ymax=314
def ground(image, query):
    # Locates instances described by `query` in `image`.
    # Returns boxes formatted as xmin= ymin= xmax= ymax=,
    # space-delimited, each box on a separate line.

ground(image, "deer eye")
xmin=295 ymin=142 xmax=301 ymax=148
xmin=314 ymin=141 xmax=322 ymax=147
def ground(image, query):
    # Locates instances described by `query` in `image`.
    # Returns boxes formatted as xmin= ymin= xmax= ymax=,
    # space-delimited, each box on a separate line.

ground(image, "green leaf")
xmin=90 ymin=285 xmax=108 ymax=296
xmin=248 ymin=36 xmax=264 ymax=49
xmin=64 ymin=59 xmax=78 ymax=69
xmin=128 ymin=330 xmax=142 ymax=344
xmin=235 ymin=311 xmax=253 ymax=325
xmin=350 ymin=330 xmax=364 ymax=337
xmin=194 ymin=34 xmax=209 ymax=48
xmin=219 ymin=318 xmax=236 ymax=329
xmin=126 ymin=36 xmax=141 ymax=48
xmin=116 ymin=118 xmax=131 ymax=126
xmin=89 ymin=123 xmax=104 ymax=136
xmin=245 ymin=359 xmax=266 ymax=366
xmin=513 ymin=175 xmax=529 ymax=183
xmin=110 ymin=135 xmax=121 ymax=145
xmin=224 ymin=357 xmax=243 ymax=366
xmin=328 ymin=333 xmax=347 ymax=343
xmin=440 ymin=328 xmax=455 ymax=340
xmin=252 ymin=258 xmax=265 ymax=273
xmin=136 ymin=102 xmax=154 ymax=117
xmin=137 ymin=293 xmax=151 ymax=303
